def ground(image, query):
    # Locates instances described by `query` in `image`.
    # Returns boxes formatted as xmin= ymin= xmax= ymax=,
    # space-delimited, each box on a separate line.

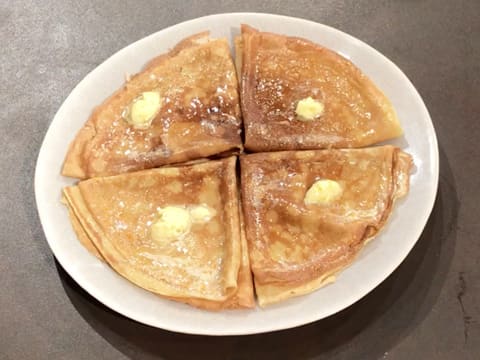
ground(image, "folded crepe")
xmin=63 ymin=157 xmax=254 ymax=309
xmin=63 ymin=32 xmax=242 ymax=179
xmin=237 ymin=25 xmax=403 ymax=152
xmin=240 ymin=146 xmax=412 ymax=306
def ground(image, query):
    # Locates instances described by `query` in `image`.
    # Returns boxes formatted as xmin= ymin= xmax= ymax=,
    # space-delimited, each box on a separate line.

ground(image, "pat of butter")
xmin=304 ymin=179 xmax=343 ymax=205
xmin=190 ymin=205 xmax=216 ymax=223
xmin=295 ymin=97 xmax=325 ymax=121
xmin=150 ymin=205 xmax=216 ymax=244
xmin=126 ymin=91 xmax=162 ymax=129
xmin=151 ymin=206 xmax=191 ymax=243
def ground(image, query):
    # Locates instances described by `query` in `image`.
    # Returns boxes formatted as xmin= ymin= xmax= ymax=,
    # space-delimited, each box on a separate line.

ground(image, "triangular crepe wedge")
xmin=65 ymin=197 xmax=254 ymax=310
xmin=63 ymin=157 xmax=254 ymax=309
xmin=63 ymin=32 xmax=243 ymax=179
xmin=238 ymin=25 xmax=403 ymax=152
xmin=240 ymin=146 xmax=412 ymax=306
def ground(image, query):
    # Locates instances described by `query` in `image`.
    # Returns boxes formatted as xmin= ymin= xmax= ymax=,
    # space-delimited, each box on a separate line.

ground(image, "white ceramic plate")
xmin=35 ymin=13 xmax=438 ymax=335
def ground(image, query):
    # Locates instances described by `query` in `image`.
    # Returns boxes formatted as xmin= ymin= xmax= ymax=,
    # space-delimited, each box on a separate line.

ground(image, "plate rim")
xmin=35 ymin=12 xmax=439 ymax=335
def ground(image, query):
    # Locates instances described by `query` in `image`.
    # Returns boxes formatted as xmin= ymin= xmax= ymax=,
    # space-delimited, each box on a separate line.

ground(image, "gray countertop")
xmin=1 ymin=1 xmax=479 ymax=359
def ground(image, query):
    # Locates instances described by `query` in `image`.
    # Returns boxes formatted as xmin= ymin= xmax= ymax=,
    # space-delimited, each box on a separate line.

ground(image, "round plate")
xmin=35 ymin=13 xmax=438 ymax=335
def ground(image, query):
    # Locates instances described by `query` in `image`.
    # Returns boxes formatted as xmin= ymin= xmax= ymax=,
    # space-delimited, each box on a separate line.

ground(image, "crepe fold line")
xmin=63 ymin=32 xmax=243 ymax=180
xmin=240 ymin=146 xmax=413 ymax=306
xmin=238 ymin=24 xmax=403 ymax=152
xmin=170 ymin=210 xmax=255 ymax=310
xmin=63 ymin=157 xmax=254 ymax=310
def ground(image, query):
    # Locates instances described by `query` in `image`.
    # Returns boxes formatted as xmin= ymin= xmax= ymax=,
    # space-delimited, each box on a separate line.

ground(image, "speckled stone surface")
xmin=1 ymin=1 xmax=479 ymax=359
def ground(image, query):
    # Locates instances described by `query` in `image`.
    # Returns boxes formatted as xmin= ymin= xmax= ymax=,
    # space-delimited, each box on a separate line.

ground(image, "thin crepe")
xmin=238 ymin=25 xmax=403 ymax=152
xmin=240 ymin=146 xmax=412 ymax=305
xmin=63 ymin=32 xmax=242 ymax=179
xmin=63 ymin=157 xmax=254 ymax=309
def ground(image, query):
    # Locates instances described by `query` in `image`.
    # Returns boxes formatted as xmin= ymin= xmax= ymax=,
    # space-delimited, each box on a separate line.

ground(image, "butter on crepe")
xmin=63 ymin=157 xmax=254 ymax=310
xmin=240 ymin=146 xmax=412 ymax=306
xmin=62 ymin=32 xmax=242 ymax=179
xmin=237 ymin=25 xmax=403 ymax=152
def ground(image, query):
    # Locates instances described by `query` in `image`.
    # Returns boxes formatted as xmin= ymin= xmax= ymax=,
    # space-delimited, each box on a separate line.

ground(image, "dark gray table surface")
xmin=1 ymin=1 xmax=479 ymax=359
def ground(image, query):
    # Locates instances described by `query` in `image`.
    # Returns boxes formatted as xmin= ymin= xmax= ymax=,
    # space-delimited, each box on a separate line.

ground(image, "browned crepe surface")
xmin=63 ymin=32 xmax=242 ymax=179
xmin=240 ymin=146 xmax=412 ymax=305
xmin=63 ymin=157 xmax=254 ymax=309
xmin=239 ymin=25 xmax=403 ymax=152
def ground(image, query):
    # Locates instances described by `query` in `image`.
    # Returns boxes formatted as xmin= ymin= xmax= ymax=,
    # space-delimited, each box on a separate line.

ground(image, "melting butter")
xmin=124 ymin=91 xmax=162 ymax=129
xmin=295 ymin=97 xmax=325 ymax=121
xmin=190 ymin=204 xmax=216 ymax=223
xmin=304 ymin=179 xmax=343 ymax=205
xmin=150 ymin=205 xmax=216 ymax=244
xmin=151 ymin=206 xmax=192 ymax=244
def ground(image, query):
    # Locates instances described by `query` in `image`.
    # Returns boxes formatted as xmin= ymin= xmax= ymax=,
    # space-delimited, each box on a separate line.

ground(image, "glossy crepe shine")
xmin=62 ymin=32 xmax=242 ymax=179
xmin=240 ymin=146 xmax=413 ymax=305
xmin=238 ymin=25 xmax=403 ymax=151
xmin=63 ymin=157 xmax=254 ymax=310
